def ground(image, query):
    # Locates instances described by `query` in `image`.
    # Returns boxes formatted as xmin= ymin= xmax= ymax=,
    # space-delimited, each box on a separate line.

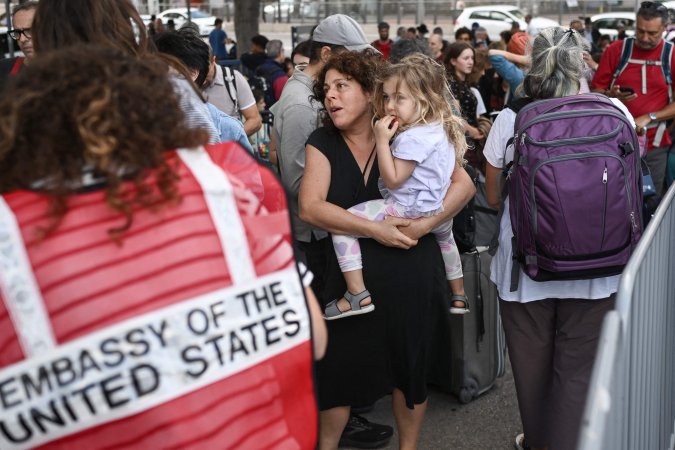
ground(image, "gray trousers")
xmin=500 ymin=295 xmax=615 ymax=450
xmin=645 ymin=145 xmax=669 ymax=196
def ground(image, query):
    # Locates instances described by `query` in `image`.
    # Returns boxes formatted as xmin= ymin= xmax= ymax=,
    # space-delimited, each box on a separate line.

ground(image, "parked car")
xmin=660 ymin=1 xmax=675 ymax=41
xmin=662 ymin=1 xmax=675 ymax=20
xmin=263 ymin=0 xmax=318 ymax=22
xmin=590 ymin=12 xmax=636 ymax=40
xmin=454 ymin=5 xmax=559 ymax=41
xmin=156 ymin=8 xmax=216 ymax=36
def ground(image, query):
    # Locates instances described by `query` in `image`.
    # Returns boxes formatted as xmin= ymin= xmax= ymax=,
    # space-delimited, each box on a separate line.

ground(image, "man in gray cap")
xmin=269 ymin=14 xmax=392 ymax=449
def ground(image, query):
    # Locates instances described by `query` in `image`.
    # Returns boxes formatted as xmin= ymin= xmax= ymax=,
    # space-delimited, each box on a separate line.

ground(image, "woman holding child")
xmin=299 ymin=50 xmax=475 ymax=448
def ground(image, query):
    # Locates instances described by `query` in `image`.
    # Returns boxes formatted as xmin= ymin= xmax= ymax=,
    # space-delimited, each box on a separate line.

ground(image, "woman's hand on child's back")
xmin=374 ymin=115 xmax=399 ymax=145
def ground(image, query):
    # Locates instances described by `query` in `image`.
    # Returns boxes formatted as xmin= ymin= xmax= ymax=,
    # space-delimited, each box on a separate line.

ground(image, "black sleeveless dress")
xmin=307 ymin=127 xmax=448 ymax=410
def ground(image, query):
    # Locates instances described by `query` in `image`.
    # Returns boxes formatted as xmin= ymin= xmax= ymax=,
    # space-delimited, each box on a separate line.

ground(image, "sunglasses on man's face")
xmin=8 ymin=28 xmax=31 ymax=40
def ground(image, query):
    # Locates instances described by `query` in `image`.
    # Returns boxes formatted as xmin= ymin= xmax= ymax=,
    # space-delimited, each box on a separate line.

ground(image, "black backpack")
xmin=452 ymin=164 xmax=479 ymax=253
xmin=247 ymin=74 xmax=271 ymax=105
xmin=253 ymin=63 xmax=285 ymax=107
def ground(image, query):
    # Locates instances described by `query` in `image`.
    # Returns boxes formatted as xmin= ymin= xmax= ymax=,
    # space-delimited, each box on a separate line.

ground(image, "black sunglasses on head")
xmin=8 ymin=27 xmax=31 ymax=40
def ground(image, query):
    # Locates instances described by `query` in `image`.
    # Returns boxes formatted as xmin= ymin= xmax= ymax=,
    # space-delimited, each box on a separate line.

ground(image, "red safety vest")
xmin=0 ymin=143 xmax=317 ymax=449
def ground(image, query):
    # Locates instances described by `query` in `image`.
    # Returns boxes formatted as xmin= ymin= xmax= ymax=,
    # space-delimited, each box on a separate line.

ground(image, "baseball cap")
xmin=313 ymin=14 xmax=376 ymax=52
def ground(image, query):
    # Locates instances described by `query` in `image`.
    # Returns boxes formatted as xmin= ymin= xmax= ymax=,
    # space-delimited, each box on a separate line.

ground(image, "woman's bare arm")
xmin=485 ymin=162 xmax=502 ymax=210
xmin=488 ymin=49 xmax=530 ymax=67
xmin=305 ymin=287 xmax=327 ymax=360
xmin=299 ymin=145 xmax=419 ymax=249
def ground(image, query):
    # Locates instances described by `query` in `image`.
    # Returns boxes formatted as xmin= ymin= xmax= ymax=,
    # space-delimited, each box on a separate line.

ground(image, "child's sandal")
xmin=324 ymin=289 xmax=374 ymax=320
xmin=449 ymin=294 xmax=470 ymax=315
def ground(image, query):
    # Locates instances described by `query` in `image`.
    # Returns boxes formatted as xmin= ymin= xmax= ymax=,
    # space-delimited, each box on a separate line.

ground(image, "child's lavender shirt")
xmin=385 ymin=122 xmax=454 ymax=215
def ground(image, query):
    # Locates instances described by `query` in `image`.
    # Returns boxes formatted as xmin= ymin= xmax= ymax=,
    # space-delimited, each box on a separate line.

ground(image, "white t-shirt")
xmin=482 ymin=97 xmax=635 ymax=302
xmin=471 ymin=87 xmax=487 ymax=116
xmin=388 ymin=123 xmax=454 ymax=215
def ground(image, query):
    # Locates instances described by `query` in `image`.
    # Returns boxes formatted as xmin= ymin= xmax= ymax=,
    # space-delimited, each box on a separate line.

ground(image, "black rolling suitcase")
xmin=428 ymin=248 xmax=507 ymax=403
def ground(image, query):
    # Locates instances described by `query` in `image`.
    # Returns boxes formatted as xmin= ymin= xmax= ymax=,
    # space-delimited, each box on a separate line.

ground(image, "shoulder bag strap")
xmin=221 ymin=66 xmax=239 ymax=111
xmin=610 ymin=37 xmax=635 ymax=90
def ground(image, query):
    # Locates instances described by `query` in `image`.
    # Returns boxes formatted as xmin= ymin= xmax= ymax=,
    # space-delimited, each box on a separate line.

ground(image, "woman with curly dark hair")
xmin=299 ymin=50 xmax=474 ymax=449
xmin=0 ymin=44 xmax=326 ymax=449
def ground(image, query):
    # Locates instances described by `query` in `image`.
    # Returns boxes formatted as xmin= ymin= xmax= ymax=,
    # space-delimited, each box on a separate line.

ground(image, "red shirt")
xmin=592 ymin=39 xmax=675 ymax=149
xmin=0 ymin=143 xmax=317 ymax=449
xmin=11 ymin=56 xmax=25 ymax=76
xmin=372 ymin=39 xmax=393 ymax=60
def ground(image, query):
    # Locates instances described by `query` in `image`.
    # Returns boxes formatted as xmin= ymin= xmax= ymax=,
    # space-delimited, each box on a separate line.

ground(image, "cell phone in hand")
xmin=619 ymin=86 xmax=635 ymax=94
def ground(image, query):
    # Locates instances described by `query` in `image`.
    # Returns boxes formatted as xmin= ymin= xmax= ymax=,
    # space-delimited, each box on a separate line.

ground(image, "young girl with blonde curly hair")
xmin=326 ymin=53 xmax=470 ymax=319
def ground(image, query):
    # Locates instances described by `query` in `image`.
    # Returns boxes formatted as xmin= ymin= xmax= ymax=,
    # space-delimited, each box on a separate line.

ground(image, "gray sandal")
xmin=324 ymin=289 xmax=374 ymax=320
xmin=449 ymin=294 xmax=470 ymax=315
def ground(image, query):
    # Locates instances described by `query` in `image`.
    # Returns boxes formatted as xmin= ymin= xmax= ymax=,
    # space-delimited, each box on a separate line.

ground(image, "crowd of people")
xmin=0 ymin=1 xmax=673 ymax=449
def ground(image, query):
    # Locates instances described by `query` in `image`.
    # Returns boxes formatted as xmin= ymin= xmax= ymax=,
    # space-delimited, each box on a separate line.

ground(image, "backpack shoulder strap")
xmin=661 ymin=40 xmax=673 ymax=103
xmin=221 ymin=65 xmax=239 ymax=110
xmin=505 ymin=96 xmax=533 ymax=114
xmin=610 ymin=38 xmax=635 ymax=90
xmin=488 ymin=107 xmax=521 ymax=256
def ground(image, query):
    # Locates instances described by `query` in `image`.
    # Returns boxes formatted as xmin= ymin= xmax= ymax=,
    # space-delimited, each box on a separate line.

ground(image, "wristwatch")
xmin=649 ymin=112 xmax=658 ymax=121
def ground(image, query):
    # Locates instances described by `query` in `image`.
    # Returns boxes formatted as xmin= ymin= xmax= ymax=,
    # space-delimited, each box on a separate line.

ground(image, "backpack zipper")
xmin=601 ymin=165 xmax=608 ymax=249
xmin=514 ymin=98 xmax=639 ymax=155
xmin=516 ymin=94 xmax=618 ymax=117
xmin=517 ymin=109 xmax=634 ymax=135
xmin=515 ymin=106 xmax=639 ymax=225
xmin=529 ymin=152 xmax=632 ymax=246
xmin=523 ymin=124 xmax=623 ymax=147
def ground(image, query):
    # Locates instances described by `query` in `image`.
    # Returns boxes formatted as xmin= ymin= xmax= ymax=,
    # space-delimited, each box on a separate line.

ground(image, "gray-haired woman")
xmin=483 ymin=27 xmax=636 ymax=450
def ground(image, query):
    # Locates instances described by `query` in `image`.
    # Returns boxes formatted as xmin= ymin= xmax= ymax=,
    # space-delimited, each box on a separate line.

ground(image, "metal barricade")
xmin=578 ymin=182 xmax=675 ymax=450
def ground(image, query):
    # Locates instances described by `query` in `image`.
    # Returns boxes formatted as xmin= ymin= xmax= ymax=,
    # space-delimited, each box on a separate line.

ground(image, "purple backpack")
xmin=507 ymin=93 xmax=643 ymax=287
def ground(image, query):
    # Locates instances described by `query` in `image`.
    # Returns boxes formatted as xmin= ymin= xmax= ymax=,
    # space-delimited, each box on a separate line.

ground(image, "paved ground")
xmin=343 ymin=358 xmax=522 ymax=450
